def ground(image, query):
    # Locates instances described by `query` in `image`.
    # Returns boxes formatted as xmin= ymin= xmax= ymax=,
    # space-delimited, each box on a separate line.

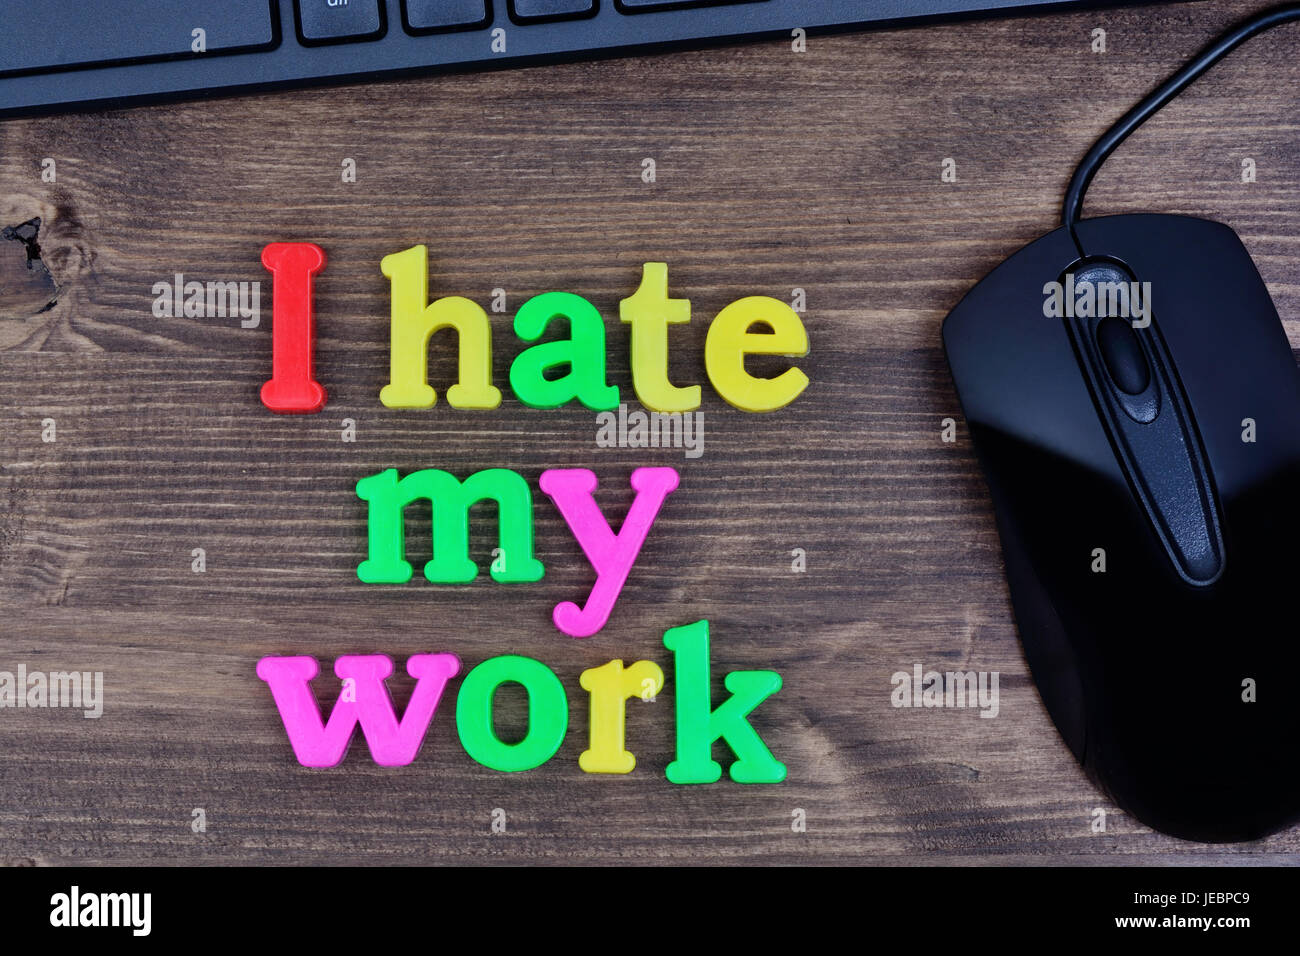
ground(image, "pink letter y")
xmin=539 ymin=467 xmax=680 ymax=638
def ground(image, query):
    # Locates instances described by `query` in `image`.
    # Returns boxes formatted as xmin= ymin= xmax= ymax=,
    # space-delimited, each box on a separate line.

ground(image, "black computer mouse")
xmin=942 ymin=213 xmax=1300 ymax=842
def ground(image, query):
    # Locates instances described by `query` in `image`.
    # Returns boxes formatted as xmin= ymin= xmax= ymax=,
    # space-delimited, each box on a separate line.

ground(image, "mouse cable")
xmin=1062 ymin=3 xmax=1300 ymax=239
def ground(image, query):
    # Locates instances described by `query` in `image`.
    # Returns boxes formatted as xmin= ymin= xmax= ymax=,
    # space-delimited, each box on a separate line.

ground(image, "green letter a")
xmin=509 ymin=291 xmax=619 ymax=410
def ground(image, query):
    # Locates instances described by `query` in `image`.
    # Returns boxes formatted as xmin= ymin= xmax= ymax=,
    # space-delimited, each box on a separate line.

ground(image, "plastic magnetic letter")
xmin=456 ymin=655 xmax=569 ymax=772
xmin=620 ymin=263 xmax=700 ymax=412
xmin=704 ymin=295 xmax=810 ymax=412
xmin=256 ymin=654 xmax=460 ymax=767
xmin=378 ymin=244 xmax=502 ymax=410
xmin=260 ymin=242 xmax=328 ymax=413
xmin=578 ymin=659 xmax=665 ymax=774
xmin=663 ymin=619 xmax=786 ymax=784
xmin=539 ymin=466 xmax=679 ymax=638
xmin=355 ymin=467 xmax=544 ymax=584
xmin=509 ymin=291 xmax=620 ymax=410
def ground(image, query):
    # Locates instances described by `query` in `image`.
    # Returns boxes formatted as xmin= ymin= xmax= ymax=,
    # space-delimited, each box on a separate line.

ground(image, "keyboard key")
xmin=617 ymin=0 xmax=763 ymax=8
xmin=0 ymin=0 xmax=275 ymax=77
xmin=297 ymin=0 xmax=384 ymax=42
xmin=509 ymin=0 xmax=597 ymax=22
xmin=405 ymin=0 xmax=491 ymax=32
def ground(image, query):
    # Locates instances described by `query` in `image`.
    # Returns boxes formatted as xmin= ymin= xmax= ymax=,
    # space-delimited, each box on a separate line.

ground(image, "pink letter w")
xmin=256 ymin=654 xmax=460 ymax=766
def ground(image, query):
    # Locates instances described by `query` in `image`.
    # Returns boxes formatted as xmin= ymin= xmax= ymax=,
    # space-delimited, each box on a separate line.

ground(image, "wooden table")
xmin=1 ymin=0 xmax=1296 ymax=865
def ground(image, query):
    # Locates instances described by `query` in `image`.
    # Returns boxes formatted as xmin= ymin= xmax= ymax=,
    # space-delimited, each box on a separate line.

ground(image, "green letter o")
xmin=456 ymin=655 xmax=569 ymax=772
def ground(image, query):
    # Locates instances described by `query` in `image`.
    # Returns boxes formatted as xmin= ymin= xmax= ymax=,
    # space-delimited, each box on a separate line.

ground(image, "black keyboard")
xmin=0 ymin=1 xmax=1165 ymax=117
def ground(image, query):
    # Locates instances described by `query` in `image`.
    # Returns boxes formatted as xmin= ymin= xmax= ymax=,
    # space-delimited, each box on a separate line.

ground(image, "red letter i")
xmin=260 ymin=242 xmax=327 ymax=414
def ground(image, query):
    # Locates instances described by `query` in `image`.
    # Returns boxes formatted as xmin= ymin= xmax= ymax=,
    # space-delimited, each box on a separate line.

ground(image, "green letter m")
xmin=356 ymin=468 xmax=545 ymax=584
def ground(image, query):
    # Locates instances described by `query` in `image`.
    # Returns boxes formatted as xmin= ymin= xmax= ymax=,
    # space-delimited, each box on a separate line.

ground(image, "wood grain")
xmin=2 ymin=0 xmax=1298 ymax=864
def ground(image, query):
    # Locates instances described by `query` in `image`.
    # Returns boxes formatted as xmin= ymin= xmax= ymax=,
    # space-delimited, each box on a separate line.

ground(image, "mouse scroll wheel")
xmin=1096 ymin=316 xmax=1151 ymax=395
